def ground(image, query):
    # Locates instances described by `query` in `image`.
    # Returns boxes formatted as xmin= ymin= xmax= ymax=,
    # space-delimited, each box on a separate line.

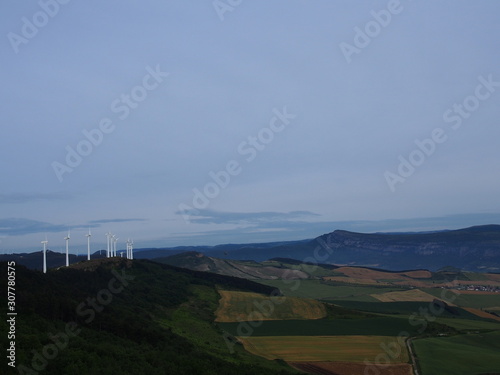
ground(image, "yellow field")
xmin=215 ymin=290 xmax=326 ymax=322
xmin=238 ymin=335 xmax=409 ymax=363
xmin=371 ymin=289 xmax=437 ymax=302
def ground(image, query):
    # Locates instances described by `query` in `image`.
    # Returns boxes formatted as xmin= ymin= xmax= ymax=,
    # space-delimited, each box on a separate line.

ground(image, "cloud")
xmin=0 ymin=217 xmax=147 ymax=237
xmin=88 ymin=218 xmax=147 ymax=225
xmin=328 ymin=213 xmax=500 ymax=234
xmin=0 ymin=192 xmax=72 ymax=204
xmin=0 ymin=218 xmax=71 ymax=236
xmin=161 ymin=212 xmax=500 ymax=247
xmin=175 ymin=209 xmax=320 ymax=226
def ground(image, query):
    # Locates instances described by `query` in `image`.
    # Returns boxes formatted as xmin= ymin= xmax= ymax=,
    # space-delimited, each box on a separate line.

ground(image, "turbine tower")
xmin=41 ymin=237 xmax=48 ymax=273
xmin=85 ymin=229 xmax=92 ymax=261
xmin=64 ymin=231 xmax=70 ymax=267
xmin=113 ymin=236 xmax=118 ymax=257
xmin=106 ymin=232 xmax=113 ymax=258
xmin=126 ymin=239 xmax=131 ymax=259
xmin=109 ymin=234 xmax=116 ymax=257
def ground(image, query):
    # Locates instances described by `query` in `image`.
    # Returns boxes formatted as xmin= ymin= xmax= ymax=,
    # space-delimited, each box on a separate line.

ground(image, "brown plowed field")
xmin=463 ymin=307 xmax=500 ymax=322
xmin=372 ymin=289 xmax=437 ymax=302
xmin=325 ymin=276 xmax=386 ymax=285
xmin=289 ymin=361 xmax=413 ymax=375
xmin=486 ymin=274 xmax=500 ymax=282
xmin=334 ymin=267 xmax=431 ymax=281
xmin=238 ymin=336 xmax=409 ymax=363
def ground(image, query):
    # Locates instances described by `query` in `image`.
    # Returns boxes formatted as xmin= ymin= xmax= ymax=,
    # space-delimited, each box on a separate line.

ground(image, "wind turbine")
xmin=41 ymin=236 xmax=48 ymax=273
xmin=64 ymin=230 xmax=70 ymax=267
xmin=85 ymin=229 xmax=92 ymax=261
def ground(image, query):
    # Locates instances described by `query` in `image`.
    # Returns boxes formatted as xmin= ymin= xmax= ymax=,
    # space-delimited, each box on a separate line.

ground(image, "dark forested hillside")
xmin=0 ymin=259 xmax=296 ymax=375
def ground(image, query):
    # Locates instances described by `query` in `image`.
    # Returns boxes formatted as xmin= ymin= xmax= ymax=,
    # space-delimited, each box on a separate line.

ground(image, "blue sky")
xmin=1 ymin=1 xmax=500 ymax=253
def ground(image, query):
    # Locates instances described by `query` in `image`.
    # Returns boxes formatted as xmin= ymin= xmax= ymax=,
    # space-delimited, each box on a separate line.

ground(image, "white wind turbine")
xmin=41 ymin=236 xmax=48 ymax=273
xmin=64 ymin=230 xmax=70 ymax=267
xmin=85 ymin=229 xmax=92 ymax=260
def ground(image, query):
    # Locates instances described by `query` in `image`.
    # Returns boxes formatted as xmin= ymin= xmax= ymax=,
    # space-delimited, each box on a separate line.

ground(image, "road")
xmin=406 ymin=337 xmax=420 ymax=375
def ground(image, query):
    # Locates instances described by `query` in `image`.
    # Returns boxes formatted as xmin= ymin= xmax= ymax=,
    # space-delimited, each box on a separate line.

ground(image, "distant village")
xmin=451 ymin=284 xmax=500 ymax=293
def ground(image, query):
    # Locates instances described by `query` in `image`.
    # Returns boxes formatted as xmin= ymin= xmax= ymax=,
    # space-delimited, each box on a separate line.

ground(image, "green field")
xmin=220 ymin=316 xmax=422 ymax=337
xmin=261 ymin=260 xmax=343 ymax=278
xmin=239 ymin=335 xmax=409 ymax=363
xmin=413 ymin=331 xmax=500 ymax=375
xmin=331 ymin=300 xmax=437 ymax=315
xmin=423 ymin=288 xmax=500 ymax=309
xmin=331 ymin=300 xmax=494 ymax=320
xmin=433 ymin=317 xmax=500 ymax=331
xmin=260 ymin=279 xmax=405 ymax=301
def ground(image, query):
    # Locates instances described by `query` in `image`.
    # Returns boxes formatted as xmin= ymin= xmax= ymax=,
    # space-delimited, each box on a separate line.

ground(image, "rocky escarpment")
xmin=315 ymin=225 xmax=500 ymax=271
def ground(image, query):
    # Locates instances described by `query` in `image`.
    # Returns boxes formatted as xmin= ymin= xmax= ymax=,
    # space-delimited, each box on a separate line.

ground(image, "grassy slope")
xmin=413 ymin=331 xmax=500 ymax=375
xmin=215 ymin=290 xmax=326 ymax=322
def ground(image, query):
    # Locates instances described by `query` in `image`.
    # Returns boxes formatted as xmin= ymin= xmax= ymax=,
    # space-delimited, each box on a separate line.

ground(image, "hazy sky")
xmin=1 ymin=1 xmax=500 ymax=253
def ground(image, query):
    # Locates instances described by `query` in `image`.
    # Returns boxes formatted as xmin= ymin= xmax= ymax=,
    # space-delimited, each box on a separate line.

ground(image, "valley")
xmin=207 ymin=257 xmax=500 ymax=374
xmin=1 ymin=226 xmax=500 ymax=374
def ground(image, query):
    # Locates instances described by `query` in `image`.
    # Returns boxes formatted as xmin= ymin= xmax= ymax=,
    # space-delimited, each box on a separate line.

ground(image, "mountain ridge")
xmin=2 ymin=225 xmax=499 ymax=272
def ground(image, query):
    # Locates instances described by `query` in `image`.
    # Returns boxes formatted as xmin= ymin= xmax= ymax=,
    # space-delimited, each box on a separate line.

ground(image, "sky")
xmin=1 ymin=0 xmax=500 ymax=254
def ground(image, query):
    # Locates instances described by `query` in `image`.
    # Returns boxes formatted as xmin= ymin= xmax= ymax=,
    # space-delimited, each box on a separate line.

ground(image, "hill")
xmin=0 ymin=250 xmax=109 ymax=271
xmin=0 ymin=259 xmax=297 ymax=375
xmin=155 ymin=253 xmax=500 ymax=295
xmin=155 ymin=252 xmax=309 ymax=280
